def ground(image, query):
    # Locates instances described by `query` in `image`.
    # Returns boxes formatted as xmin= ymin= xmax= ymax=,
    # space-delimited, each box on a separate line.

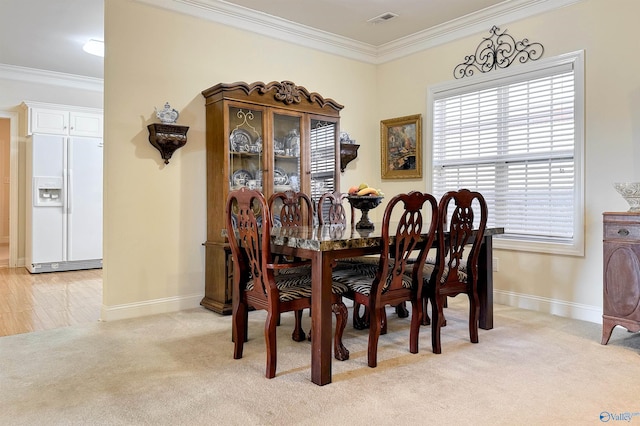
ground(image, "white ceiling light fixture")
xmin=82 ymin=39 xmax=104 ymax=57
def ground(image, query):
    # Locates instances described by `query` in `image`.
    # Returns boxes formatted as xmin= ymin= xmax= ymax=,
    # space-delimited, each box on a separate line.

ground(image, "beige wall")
xmin=376 ymin=0 xmax=640 ymax=319
xmin=103 ymin=0 xmax=377 ymax=317
xmin=5 ymin=0 xmax=629 ymax=322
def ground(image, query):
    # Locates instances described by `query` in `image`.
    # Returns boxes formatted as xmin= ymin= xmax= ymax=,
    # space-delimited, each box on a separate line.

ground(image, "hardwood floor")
xmin=0 ymin=267 xmax=102 ymax=337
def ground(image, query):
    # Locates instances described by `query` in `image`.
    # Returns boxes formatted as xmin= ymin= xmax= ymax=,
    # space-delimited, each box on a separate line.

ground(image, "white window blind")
xmin=431 ymin=52 xmax=584 ymax=254
xmin=310 ymin=119 xmax=336 ymax=203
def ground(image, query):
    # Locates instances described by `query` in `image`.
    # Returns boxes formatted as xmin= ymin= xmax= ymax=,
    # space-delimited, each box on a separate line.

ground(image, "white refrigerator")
xmin=26 ymin=133 xmax=103 ymax=273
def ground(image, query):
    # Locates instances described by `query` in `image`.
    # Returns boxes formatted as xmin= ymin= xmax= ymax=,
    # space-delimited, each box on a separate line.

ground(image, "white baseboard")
xmin=100 ymin=293 xmax=204 ymax=322
xmin=99 ymin=289 xmax=602 ymax=324
xmin=494 ymin=290 xmax=602 ymax=324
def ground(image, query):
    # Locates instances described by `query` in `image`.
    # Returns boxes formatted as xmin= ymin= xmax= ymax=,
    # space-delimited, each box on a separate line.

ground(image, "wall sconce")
xmin=339 ymin=131 xmax=359 ymax=172
xmin=147 ymin=102 xmax=188 ymax=164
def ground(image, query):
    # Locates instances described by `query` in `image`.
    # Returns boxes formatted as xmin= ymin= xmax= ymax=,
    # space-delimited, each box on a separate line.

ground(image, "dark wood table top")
xmin=271 ymin=224 xmax=504 ymax=251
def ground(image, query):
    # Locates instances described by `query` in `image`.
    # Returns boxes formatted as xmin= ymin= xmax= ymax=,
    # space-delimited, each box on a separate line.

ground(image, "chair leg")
xmin=395 ymin=301 xmax=409 ymax=318
xmin=468 ymin=292 xmax=480 ymax=344
xmin=367 ymin=307 xmax=384 ymax=368
xmin=353 ymin=302 xmax=370 ymax=330
xmin=431 ymin=295 xmax=443 ymax=354
xmin=265 ymin=311 xmax=278 ymax=379
xmin=232 ymin=300 xmax=248 ymax=359
xmin=332 ymin=301 xmax=350 ymax=361
xmin=422 ymin=296 xmax=431 ymax=326
xmin=291 ymin=310 xmax=306 ymax=342
xmin=409 ymin=298 xmax=421 ymax=354
xmin=381 ymin=309 xmax=387 ymax=335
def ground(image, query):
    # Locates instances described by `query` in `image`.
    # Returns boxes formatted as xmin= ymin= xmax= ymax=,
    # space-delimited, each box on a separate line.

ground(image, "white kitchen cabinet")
xmin=23 ymin=102 xmax=103 ymax=138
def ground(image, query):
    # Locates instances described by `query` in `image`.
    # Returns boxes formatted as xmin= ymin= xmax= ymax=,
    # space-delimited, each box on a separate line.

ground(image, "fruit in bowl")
xmin=346 ymin=183 xmax=384 ymax=229
xmin=347 ymin=183 xmax=384 ymax=197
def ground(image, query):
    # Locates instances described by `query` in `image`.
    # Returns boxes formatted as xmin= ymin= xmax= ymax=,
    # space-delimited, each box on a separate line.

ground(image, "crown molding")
xmin=137 ymin=0 xmax=380 ymax=62
xmin=377 ymin=0 xmax=583 ymax=62
xmin=136 ymin=0 xmax=583 ymax=64
xmin=0 ymin=63 xmax=104 ymax=92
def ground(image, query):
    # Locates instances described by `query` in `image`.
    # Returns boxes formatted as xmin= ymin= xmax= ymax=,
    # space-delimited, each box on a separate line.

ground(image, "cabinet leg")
xmin=601 ymin=318 xmax=615 ymax=345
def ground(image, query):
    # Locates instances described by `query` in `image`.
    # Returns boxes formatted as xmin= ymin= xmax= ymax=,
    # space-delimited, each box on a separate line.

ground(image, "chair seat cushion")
xmin=246 ymin=272 xmax=349 ymax=302
xmin=275 ymin=264 xmax=312 ymax=275
xmin=406 ymin=262 xmax=468 ymax=285
xmin=332 ymin=260 xmax=413 ymax=296
xmin=334 ymin=257 xmax=379 ymax=274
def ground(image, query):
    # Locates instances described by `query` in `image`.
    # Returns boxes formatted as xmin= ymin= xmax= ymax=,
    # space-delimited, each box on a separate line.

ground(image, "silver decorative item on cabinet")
xmin=148 ymin=102 xmax=187 ymax=164
xmin=155 ymin=102 xmax=179 ymax=124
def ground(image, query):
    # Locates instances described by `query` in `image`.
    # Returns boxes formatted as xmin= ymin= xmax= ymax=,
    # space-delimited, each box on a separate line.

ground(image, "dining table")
xmin=270 ymin=223 xmax=504 ymax=386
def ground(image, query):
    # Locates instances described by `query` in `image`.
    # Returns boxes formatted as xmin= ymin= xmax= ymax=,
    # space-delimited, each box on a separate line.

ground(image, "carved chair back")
xmin=268 ymin=190 xmax=315 ymax=228
xmin=317 ymin=191 xmax=354 ymax=227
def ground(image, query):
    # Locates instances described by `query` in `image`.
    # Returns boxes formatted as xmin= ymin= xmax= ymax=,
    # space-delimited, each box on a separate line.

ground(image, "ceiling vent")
xmin=367 ymin=12 xmax=398 ymax=24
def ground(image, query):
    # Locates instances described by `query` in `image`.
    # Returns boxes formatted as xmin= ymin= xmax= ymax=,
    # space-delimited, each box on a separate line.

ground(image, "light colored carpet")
xmin=1 ymin=298 xmax=639 ymax=425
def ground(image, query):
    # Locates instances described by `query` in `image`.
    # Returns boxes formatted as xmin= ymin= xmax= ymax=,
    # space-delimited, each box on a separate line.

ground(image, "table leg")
xmin=477 ymin=235 xmax=494 ymax=330
xmin=310 ymin=251 xmax=333 ymax=385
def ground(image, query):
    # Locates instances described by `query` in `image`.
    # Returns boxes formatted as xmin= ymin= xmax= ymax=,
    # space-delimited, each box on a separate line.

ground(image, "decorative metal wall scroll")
xmin=453 ymin=26 xmax=544 ymax=79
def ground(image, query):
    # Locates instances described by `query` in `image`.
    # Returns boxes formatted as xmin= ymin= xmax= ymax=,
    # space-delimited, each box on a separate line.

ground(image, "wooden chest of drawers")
xmin=602 ymin=212 xmax=640 ymax=344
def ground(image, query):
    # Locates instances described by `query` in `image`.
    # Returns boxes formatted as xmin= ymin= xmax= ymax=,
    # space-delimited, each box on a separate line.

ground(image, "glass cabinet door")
xmin=226 ymin=106 xmax=338 ymax=208
xmin=272 ymin=112 xmax=302 ymax=194
xmin=229 ymin=106 xmax=263 ymax=192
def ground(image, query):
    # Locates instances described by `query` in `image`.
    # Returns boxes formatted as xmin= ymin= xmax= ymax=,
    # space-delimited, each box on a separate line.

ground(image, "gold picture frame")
xmin=380 ymin=114 xmax=422 ymax=179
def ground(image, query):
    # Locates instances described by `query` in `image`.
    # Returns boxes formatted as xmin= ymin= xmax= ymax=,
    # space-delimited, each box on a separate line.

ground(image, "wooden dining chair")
xmin=317 ymin=191 xmax=378 ymax=329
xmin=226 ymin=188 xmax=350 ymax=378
xmin=268 ymin=189 xmax=315 ymax=228
xmin=268 ymin=189 xmax=317 ymax=325
xmin=268 ymin=189 xmax=316 ymax=265
xmin=317 ymin=191 xmax=354 ymax=227
xmin=420 ymin=188 xmax=488 ymax=354
xmin=331 ymin=191 xmax=438 ymax=367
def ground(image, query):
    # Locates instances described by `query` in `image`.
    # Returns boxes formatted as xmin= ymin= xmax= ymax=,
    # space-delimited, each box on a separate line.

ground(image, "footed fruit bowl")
xmin=614 ymin=182 xmax=640 ymax=212
xmin=347 ymin=195 xmax=384 ymax=229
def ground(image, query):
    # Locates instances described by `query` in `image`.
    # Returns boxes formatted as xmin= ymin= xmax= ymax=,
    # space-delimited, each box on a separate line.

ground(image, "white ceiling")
xmin=0 ymin=0 xmax=556 ymax=80
xmin=219 ymin=0 xmax=505 ymax=46
xmin=0 ymin=0 xmax=105 ymax=79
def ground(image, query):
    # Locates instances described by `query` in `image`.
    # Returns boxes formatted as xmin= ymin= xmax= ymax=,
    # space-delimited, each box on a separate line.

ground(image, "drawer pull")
xmin=618 ymin=228 xmax=630 ymax=236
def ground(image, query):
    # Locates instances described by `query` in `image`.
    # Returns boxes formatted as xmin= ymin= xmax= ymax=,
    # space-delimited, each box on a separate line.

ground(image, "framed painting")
xmin=380 ymin=114 xmax=422 ymax=179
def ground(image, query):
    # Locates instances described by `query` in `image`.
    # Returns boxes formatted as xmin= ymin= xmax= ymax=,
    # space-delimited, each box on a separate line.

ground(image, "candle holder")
xmin=347 ymin=195 xmax=384 ymax=229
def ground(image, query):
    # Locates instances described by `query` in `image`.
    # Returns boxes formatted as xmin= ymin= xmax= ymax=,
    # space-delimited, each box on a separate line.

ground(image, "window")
xmin=310 ymin=119 xmax=337 ymax=202
xmin=429 ymin=51 xmax=584 ymax=255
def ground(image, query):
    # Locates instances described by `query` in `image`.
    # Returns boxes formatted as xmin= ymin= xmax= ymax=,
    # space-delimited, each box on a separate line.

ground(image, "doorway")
xmin=0 ymin=111 xmax=18 ymax=268
xmin=0 ymin=118 xmax=8 ymax=266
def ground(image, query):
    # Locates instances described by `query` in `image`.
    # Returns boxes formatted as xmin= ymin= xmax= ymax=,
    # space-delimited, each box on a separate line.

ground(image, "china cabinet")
xmin=200 ymin=81 xmax=343 ymax=314
xmin=602 ymin=212 xmax=640 ymax=344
